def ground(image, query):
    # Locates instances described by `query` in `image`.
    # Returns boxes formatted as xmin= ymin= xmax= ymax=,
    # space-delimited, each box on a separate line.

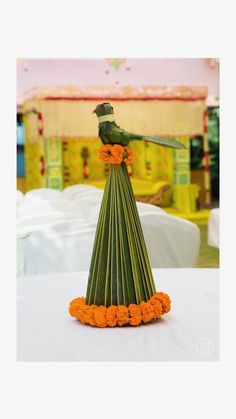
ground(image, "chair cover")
xmin=208 ymin=208 xmax=219 ymax=248
xmin=62 ymin=185 xmax=101 ymax=201
xmin=89 ymin=202 xmax=200 ymax=268
xmin=16 ymin=190 xmax=24 ymax=218
xmin=25 ymin=219 xmax=96 ymax=274
xmin=17 ymin=198 xmax=84 ymax=236
xmin=24 ymin=188 xmax=63 ymax=202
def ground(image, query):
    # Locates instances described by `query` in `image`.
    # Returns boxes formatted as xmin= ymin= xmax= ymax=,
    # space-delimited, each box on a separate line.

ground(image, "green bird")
xmin=93 ymin=102 xmax=186 ymax=149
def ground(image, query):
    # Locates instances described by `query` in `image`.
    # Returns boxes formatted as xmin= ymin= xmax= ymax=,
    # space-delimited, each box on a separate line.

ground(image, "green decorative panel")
xmin=45 ymin=138 xmax=63 ymax=190
xmin=173 ymin=170 xmax=191 ymax=185
xmin=45 ymin=137 xmax=63 ymax=167
xmin=47 ymin=167 xmax=64 ymax=190
xmin=174 ymin=162 xmax=190 ymax=172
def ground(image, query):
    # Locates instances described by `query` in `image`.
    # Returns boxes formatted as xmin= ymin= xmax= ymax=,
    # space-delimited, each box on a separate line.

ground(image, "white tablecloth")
xmin=17 ymin=269 xmax=219 ymax=362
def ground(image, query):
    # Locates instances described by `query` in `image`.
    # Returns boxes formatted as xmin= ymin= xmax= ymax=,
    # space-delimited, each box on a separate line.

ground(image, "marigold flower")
xmin=155 ymin=292 xmax=171 ymax=314
xmin=123 ymin=146 xmax=134 ymax=164
xmin=106 ymin=305 xmax=118 ymax=327
xmin=99 ymin=144 xmax=123 ymax=164
xmin=93 ymin=306 xmax=107 ymax=328
xmin=128 ymin=304 xmax=142 ymax=326
xmin=69 ymin=305 xmax=78 ymax=317
xmin=117 ymin=305 xmax=129 ymax=326
xmin=70 ymin=297 xmax=85 ymax=307
xmin=84 ymin=305 xmax=96 ymax=326
xmin=98 ymin=144 xmax=114 ymax=163
xmin=76 ymin=305 xmax=88 ymax=324
xmin=110 ymin=144 xmax=124 ymax=164
xmin=140 ymin=301 xmax=155 ymax=323
xmin=149 ymin=297 xmax=163 ymax=318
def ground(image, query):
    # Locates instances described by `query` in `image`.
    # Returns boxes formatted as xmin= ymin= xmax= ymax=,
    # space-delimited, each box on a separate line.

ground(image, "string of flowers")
xmin=69 ymin=292 xmax=171 ymax=328
xmin=99 ymin=144 xmax=134 ymax=165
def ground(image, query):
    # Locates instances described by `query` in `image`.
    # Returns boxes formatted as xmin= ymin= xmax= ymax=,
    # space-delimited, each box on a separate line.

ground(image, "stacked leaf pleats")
xmin=86 ymin=162 xmax=156 ymax=307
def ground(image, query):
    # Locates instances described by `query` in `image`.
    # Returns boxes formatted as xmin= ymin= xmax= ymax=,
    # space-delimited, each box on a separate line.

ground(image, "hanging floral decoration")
xmin=106 ymin=58 xmax=127 ymax=70
xmin=81 ymin=146 xmax=90 ymax=179
xmin=105 ymin=58 xmax=131 ymax=79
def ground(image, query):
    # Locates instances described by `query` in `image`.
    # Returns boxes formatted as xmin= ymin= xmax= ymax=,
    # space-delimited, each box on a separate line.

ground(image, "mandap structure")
xmin=22 ymin=85 xmax=211 ymax=218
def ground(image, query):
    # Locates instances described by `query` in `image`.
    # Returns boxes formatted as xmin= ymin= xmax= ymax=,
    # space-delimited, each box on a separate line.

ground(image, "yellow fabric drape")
xmin=173 ymin=184 xmax=200 ymax=213
xmin=173 ymin=136 xmax=191 ymax=185
xmin=129 ymin=142 xmax=173 ymax=182
xmin=64 ymin=137 xmax=104 ymax=184
xmin=25 ymin=142 xmax=46 ymax=191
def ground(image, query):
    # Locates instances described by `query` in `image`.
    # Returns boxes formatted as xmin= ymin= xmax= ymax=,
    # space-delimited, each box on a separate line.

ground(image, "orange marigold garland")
xmin=69 ymin=292 xmax=171 ymax=328
xmin=99 ymin=144 xmax=134 ymax=165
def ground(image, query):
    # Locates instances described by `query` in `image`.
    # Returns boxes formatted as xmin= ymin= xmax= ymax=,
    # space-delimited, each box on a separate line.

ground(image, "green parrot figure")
xmin=93 ymin=102 xmax=186 ymax=149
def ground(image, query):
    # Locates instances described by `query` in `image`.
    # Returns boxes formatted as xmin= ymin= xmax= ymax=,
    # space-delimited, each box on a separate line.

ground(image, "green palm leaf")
xmin=86 ymin=163 xmax=156 ymax=307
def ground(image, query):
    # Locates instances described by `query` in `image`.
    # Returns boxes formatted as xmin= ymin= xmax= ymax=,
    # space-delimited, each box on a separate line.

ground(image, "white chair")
xmin=63 ymin=186 xmax=104 ymax=219
xmin=24 ymin=218 xmax=96 ymax=274
xmin=17 ymin=233 xmax=31 ymax=277
xmin=89 ymin=203 xmax=200 ymax=268
xmin=16 ymin=190 xmax=24 ymax=218
xmin=208 ymin=208 xmax=219 ymax=248
xmin=24 ymin=188 xmax=63 ymax=202
xmin=16 ymin=189 xmax=95 ymax=275
xmin=17 ymin=190 xmax=24 ymax=205
xmin=17 ymin=190 xmax=26 ymax=275
xmin=140 ymin=211 xmax=200 ymax=268
xmin=62 ymin=185 xmax=101 ymax=201
xmin=17 ymin=198 xmax=84 ymax=232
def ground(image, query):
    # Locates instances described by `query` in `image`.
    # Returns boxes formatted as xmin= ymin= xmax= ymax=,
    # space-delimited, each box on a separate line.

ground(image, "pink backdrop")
xmin=17 ymin=58 xmax=219 ymax=104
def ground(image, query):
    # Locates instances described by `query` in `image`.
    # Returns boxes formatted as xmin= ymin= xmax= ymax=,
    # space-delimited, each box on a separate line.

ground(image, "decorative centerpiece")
xmin=69 ymin=103 xmax=186 ymax=327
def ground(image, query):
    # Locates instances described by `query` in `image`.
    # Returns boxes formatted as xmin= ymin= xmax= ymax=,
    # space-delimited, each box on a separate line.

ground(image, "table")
xmin=17 ymin=269 xmax=219 ymax=362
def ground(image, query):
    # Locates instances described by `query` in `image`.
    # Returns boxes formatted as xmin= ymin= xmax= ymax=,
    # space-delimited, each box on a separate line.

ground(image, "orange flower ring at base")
xmin=99 ymin=144 xmax=134 ymax=165
xmin=69 ymin=292 xmax=171 ymax=328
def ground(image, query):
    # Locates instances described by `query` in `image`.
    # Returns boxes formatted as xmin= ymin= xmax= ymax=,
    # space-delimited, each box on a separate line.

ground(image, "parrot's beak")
xmin=92 ymin=109 xmax=96 ymax=114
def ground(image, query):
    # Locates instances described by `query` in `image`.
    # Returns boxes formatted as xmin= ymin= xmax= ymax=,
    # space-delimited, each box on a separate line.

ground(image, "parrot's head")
xmin=93 ymin=102 xmax=114 ymax=117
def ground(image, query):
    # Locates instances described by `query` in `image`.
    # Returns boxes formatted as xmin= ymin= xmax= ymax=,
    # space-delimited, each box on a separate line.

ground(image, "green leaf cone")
xmin=86 ymin=163 xmax=156 ymax=307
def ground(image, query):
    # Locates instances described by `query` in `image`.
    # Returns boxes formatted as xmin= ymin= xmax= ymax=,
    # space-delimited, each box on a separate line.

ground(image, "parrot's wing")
xmin=144 ymin=135 xmax=187 ymax=149
xmin=106 ymin=125 xmax=131 ymax=144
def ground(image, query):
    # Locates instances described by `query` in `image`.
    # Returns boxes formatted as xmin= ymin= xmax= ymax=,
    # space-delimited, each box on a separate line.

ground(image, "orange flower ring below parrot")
xmin=99 ymin=144 xmax=134 ymax=165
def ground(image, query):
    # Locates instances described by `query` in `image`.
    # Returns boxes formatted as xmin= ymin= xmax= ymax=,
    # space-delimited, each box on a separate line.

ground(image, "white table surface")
xmin=17 ymin=269 xmax=219 ymax=362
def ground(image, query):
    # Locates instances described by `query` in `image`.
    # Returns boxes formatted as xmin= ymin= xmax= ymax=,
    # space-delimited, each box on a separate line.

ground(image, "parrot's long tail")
xmin=129 ymin=133 xmax=187 ymax=149
xmin=143 ymin=135 xmax=187 ymax=149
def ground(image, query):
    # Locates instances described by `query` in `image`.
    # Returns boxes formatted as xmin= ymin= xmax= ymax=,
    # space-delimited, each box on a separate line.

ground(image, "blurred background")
xmin=16 ymin=58 xmax=219 ymax=274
